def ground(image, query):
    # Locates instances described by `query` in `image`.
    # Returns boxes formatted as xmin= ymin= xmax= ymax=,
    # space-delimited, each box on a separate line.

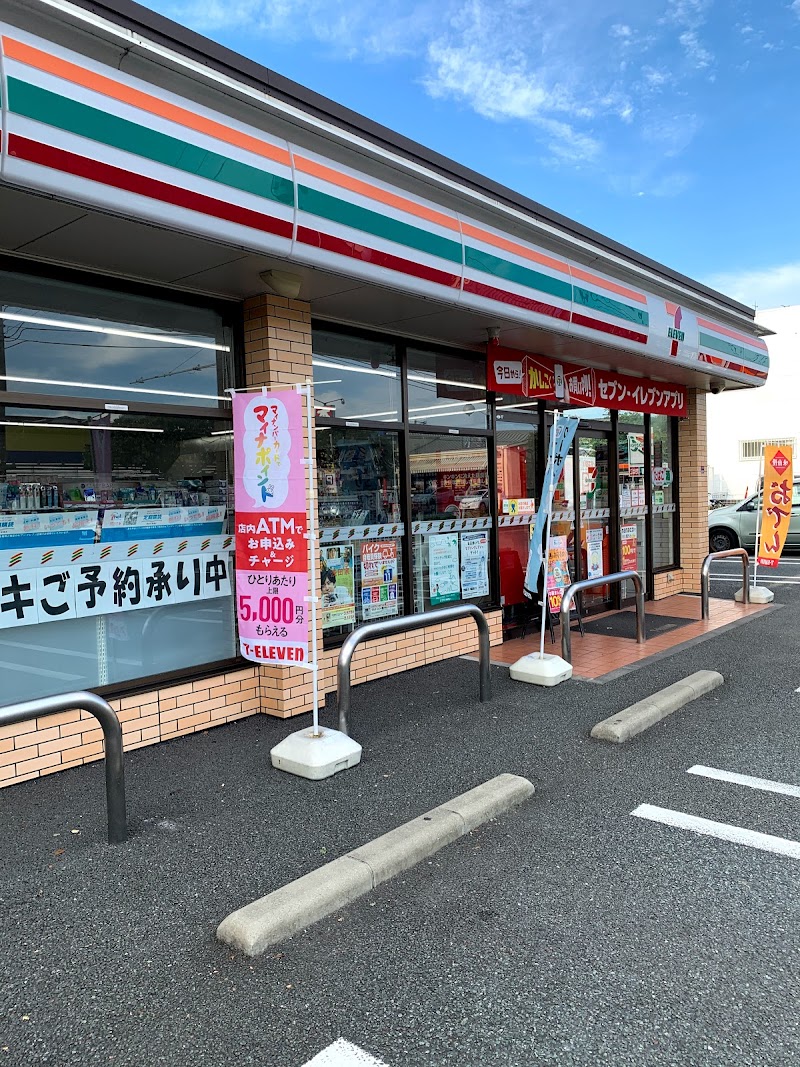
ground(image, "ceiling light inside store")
xmin=407 ymin=373 xmax=486 ymax=391
xmin=0 ymin=374 xmax=230 ymax=403
xmin=0 ymin=312 xmax=230 ymax=351
xmin=0 ymin=420 xmax=164 ymax=433
xmin=312 ymin=358 xmax=397 ymax=379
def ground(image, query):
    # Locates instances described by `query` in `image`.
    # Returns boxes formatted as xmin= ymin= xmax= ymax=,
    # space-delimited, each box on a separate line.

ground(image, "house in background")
xmin=708 ymin=306 xmax=798 ymax=502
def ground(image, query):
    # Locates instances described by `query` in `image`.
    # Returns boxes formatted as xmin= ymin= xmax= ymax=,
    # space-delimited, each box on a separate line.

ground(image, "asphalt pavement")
xmin=1 ymin=573 xmax=798 ymax=1066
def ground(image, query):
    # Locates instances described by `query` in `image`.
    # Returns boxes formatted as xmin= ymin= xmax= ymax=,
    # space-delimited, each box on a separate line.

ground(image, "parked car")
xmin=459 ymin=488 xmax=490 ymax=516
xmin=708 ymin=479 xmax=800 ymax=552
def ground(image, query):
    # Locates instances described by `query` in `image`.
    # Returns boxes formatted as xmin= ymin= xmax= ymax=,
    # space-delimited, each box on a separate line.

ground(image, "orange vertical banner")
xmin=757 ymin=445 xmax=793 ymax=568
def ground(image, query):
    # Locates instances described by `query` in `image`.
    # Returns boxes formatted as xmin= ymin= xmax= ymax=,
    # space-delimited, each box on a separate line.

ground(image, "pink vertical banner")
xmin=233 ymin=390 xmax=309 ymax=665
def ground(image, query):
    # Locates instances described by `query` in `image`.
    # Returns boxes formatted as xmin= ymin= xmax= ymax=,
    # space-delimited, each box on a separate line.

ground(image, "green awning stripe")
xmin=699 ymin=331 xmax=769 ymax=367
xmin=464 ymin=246 xmax=573 ymax=302
xmin=573 ymin=285 xmax=649 ymax=327
xmin=7 ymin=77 xmax=295 ymax=207
xmin=296 ymin=185 xmax=463 ymax=263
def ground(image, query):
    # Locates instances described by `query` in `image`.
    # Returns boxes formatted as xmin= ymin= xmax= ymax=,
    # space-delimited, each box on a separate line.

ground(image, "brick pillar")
xmin=678 ymin=389 xmax=708 ymax=593
xmin=242 ymin=292 xmax=320 ymax=717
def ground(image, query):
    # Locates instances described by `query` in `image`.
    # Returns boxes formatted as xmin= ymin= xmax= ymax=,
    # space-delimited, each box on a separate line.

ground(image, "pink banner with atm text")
xmin=233 ymin=390 xmax=309 ymax=665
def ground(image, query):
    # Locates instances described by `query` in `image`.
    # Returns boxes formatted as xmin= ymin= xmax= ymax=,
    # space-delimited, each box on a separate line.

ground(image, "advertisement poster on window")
xmin=233 ymin=390 xmax=309 ymax=665
xmin=360 ymin=541 xmax=398 ymax=620
xmin=586 ymin=527 xmax=605 ymax=580
xmin=320 ymin=544 xmax=356 ymax=628
xmin=757 ymin=445 xmax=794 ymax=568
xmin=429 ymin=533 xmax=460 ymax=605
xmin=621 ymin=525 xmax=638 ymax=573
xmin=460 ymin=530 xmax=489 ymax=598
xmin=546 ymin=535 xmax=569 ymax=613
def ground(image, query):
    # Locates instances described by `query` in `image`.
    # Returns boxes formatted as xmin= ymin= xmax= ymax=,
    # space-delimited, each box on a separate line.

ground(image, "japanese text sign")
xmin=488 ymin=346 xmax=687 ymax=417
xmin=757 ymin=445 xmax=793 ymax=569
xmin=0 ymin=552 xmax=230 ymax=629
xmin=360 ymin=541 xmax=399 ymax=620
xmin=233 ymin=390 xmax=309 ymax=665
xmin=621 ymin=525 xmax=639 ymax=573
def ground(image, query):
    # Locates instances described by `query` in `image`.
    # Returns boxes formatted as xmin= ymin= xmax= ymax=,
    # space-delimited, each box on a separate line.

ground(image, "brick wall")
xmin=678 ymin=389 xmax=708 ymax=592
xmin=0 ymin=667 xmax=260 ymax=787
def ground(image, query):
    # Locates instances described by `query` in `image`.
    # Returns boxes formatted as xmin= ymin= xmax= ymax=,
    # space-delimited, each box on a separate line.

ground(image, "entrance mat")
xmin=581 ymin=612 xmax=693 ymax=641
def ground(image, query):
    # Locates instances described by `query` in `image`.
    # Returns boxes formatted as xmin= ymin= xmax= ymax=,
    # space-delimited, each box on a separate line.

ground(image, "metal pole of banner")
xmin=752 ymin=449 xmax=764 ymax=591
xmin=269 ymin=381 xmax=363 ymax=780
xmin=741 ymin=448 xmax=775 ymax=605
xmin=302 ymin=379 xmax=321 ymax=738
xmin=538 ymin=411 xmax=559 ymax=660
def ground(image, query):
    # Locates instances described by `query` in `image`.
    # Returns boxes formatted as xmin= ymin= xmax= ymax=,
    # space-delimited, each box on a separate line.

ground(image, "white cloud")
xmin=704 ymin=262 xmax=800 ymax=311
xmin=162 ymin=0 xmax=438 ymax=56
xmin=150 ymin=0 xmax=726 ymax=193
xmin=679 ymin=29 xmax=714 ymax=69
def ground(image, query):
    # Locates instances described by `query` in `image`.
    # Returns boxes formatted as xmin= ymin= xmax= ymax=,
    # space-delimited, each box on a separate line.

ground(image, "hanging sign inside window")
xmin=488 ymin=346 xmax=687 ymax=417
xmin=360 ymin=541 xmax=399 ymax=620
xmin=233 ymin=390 xmax=309 ymax=664
xmin=586 ymin=527 xmax=605 ymax=580
xmin=621 ymin=524 xmax=639 ymax=572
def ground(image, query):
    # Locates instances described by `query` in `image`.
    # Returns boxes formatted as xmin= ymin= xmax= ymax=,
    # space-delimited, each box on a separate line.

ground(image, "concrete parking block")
xmin=216 ymin=856 xmax=373 ymax=958
xmin=440 ymin=773 xmax=537 ymax=832
xmin=216 ymin=773 xmax=535 ymax=955
xmin=591 ymin=669 xmax=724 ymax=743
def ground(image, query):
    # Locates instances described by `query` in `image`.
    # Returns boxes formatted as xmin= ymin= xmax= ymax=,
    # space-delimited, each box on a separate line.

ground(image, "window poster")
xmin=360 ymin=540 xmax=399 ymax=620
xmin=460 ymin=530 xmax=489 ymax=598
xmin=320 ymin=544 xmax=356 ymax=629
xmin=586 ymin=527 xmax=604 ymax=580
xmin=234 ymin=390 xmax=309 ymax=665
xmin=621 ymin=524 xmax=639 ymax=573
xmin=429 ymin=534 xmax=460 ymax=606
xmin=546 ymin=535 xmax=569 ymax=613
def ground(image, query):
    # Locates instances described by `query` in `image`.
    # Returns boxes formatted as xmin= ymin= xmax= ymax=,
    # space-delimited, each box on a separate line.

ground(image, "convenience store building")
xmin=0 ymin=0 xmax=770 ymax=787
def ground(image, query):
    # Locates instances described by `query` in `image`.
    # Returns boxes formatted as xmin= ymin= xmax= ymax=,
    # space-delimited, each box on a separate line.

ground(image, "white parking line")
xmin=687 ymin=765 xmax=800 ymax=799
xmin=303 ymin=1039 xmax=388 ymax=1066
xmin=710 ymin=576 xmax=800 ymax=585
xmin=631 ymin=804 xmax=800 ymax=859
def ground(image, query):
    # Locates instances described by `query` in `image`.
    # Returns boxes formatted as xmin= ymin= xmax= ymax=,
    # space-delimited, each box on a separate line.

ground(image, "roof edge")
xmin=40 ymin=0 xmax=756 ymax=321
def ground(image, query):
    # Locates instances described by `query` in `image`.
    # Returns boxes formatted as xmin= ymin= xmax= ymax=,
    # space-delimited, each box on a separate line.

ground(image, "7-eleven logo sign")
xmin=770 ymin=449 xmax=790 ymax=474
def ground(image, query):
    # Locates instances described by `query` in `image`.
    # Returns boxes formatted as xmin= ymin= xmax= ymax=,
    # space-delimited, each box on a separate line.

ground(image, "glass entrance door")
xmin=577 ymin=431 xmax=613 ymax=611
xmin=618 ymin=418 xmax=648 ymax=600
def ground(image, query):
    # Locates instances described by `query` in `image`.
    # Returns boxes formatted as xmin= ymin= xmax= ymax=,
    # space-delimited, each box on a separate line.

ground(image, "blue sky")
xmin=147 ymin=0 xmax=800 ymax=311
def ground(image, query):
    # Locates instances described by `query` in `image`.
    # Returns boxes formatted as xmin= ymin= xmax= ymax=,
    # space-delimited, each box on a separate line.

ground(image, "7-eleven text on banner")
xmin=233 ymin=390 xmax=309 ymax=664
xmin=757 ymin=445 xmax=794 ymax=569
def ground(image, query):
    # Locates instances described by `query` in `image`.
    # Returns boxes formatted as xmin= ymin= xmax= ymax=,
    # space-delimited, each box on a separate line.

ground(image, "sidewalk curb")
xmin=216 ymin=773 xmax=535 ymax=957
xmin=590 ymin=669 xmax=724 ymax=743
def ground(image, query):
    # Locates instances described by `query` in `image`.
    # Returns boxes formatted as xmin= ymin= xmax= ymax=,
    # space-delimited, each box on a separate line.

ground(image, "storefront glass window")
xmin=409 ymin=434 xmax=491 ymax=612
xmin=651 ymin=414 xmax=677 ymax=568
xmin=312 ymin=330 xmax=400 ymax=422
xmin=618 ymin=416 xmax=647 ymax=595
xmin=316 ymin=426 xmax=404 ymax=642
xmin=407 ymin=348 xmax=487 ymax=429
xmin=0 ymin=408 xmax=235 ymax=702
xmin=0 ymin=270 xmax=234 ymax=408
